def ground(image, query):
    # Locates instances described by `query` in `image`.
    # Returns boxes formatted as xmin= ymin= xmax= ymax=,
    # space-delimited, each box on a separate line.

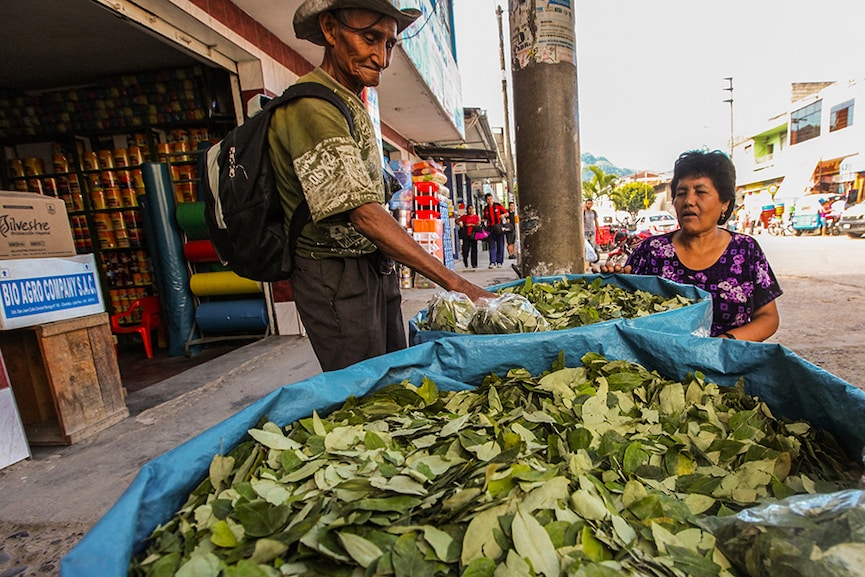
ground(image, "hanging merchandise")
xmin=387 ymin=160 xmax=413 ymax=211
xmin=409 ymin=160 xmax=453 ymax=272
xmin=412 ymin=159 xmax=447 ymax=184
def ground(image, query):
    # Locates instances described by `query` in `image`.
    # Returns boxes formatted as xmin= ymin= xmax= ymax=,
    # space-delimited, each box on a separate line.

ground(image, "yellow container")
xmin=189 ymin=272 xmax=262 ymax=296
xmin=27 ymin=179 xmax=43 ymax=194
xmin=114 ymin=228 xmax=131 ymax=248
xmin=81 ymin=151 xmax=99 ymax=171
xmin=90 ymin=187 xmax=107 ymax=210
xmin=121 ymin=188 xmax=138 ymax=208
xmin=109 ymin=211 xmax=126 ymax=231
xmin=98 ymin=230 xmax=117 ymax=249
xmin=127 ymin=147 xmax=145 ymax=166
xmin=93 ymin=213 xmax=113 ymax=232
xmin=53 ymin=153 xmax=69 ymax=174
xmin=100 ymin=171 xmax=117 ymax=189
xmin=113 ymin=149 xmax=130 ymax=168
xmin=156 ymin=143 xmax=170 ymax=163
xmin=41 ymin=177 xmax=59 ymax=197
xmin=170 ymin=140 xmax=190 ymax=162
xmin=97 ymin=150 xmax=114 ymax=170
xmin=23 ymin=157 xmax=45 ymax=176
xmin=7 ymin=158 xmax=25 ymax=178
xmin=103 ymin=188 xmax=122 ymax=209
xmin=116 ymin=170 xmax=132 ymax=190
xmin=67 ymin=173 xmax=82 ymax=193
xmin=70 ymin=190 xmax=85 ymax=212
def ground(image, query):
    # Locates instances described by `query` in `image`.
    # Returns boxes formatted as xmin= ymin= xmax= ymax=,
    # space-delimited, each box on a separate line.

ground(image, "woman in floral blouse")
xmin=602 ymin=150 xmax=782 ymax=341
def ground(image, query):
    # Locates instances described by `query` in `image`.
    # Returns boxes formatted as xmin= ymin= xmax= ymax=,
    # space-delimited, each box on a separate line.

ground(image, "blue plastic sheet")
xmin=61 ymin=324 xmax=865 ymax=576
xmin=409 ymin=273 xmax=713 ymax=345
xmin=140 ymin=162 xmax=198 ymax=356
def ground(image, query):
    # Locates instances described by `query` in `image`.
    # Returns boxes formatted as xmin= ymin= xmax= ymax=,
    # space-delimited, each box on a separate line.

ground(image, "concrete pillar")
xmin=509 ymin=1 xmax=583 ymax=275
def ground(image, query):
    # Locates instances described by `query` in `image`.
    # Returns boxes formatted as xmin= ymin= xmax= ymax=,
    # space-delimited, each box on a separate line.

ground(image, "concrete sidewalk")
xmin=0 ymin=250 xmax=520 ymax=570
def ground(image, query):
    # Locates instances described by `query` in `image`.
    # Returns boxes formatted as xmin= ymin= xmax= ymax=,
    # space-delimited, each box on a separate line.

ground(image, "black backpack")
xmin=202 ymin=82 xmax=355 ymax=282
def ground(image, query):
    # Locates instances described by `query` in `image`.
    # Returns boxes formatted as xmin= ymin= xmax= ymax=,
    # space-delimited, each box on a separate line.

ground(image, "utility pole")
xmin=495 ymin=6 xmax=516 ymax=206
xmin=495 ymin=5 xmax=519 ymax=260
xmin=508 ymin=1 xmax=582 ymax=275
xmin=723 ymin=77 xmax=734 ymax=158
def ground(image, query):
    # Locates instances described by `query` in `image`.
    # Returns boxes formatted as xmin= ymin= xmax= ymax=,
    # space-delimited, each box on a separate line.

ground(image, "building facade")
xmin=734 ymin=79 xmax=865 ymax=211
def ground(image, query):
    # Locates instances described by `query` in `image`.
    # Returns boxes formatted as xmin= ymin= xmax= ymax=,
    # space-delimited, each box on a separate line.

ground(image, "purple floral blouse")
xmin=626 ymin=231 xmax=782 ymax=336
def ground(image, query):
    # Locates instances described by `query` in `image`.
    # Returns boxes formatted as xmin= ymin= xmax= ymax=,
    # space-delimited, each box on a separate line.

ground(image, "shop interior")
xmin=0 ymin=0 xmax=252 ymax=392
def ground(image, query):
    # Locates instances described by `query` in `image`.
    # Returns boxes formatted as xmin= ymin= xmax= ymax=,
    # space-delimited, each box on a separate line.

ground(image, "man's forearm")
xmin=350 ymin=203 xmax=493 ymax=301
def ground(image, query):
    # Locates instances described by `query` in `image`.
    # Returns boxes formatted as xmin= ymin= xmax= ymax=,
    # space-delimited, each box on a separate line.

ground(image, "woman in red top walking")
xmin=457 ymin=204 xmax=481 ymax=269
xmin=482 ymin=193 xmax=509 ymax=268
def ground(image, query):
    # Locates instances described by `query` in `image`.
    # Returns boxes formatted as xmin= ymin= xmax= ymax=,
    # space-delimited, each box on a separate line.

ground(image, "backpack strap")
xmin=266 ymin=82 xmax=356 ymax=276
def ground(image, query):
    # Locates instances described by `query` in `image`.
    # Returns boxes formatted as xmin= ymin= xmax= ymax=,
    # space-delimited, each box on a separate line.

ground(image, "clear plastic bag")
xmin=469 ymin=293 xmax=550 ymax=334
xmin=700 ymin=489 xmax=865 ymax=577
xmin=425 ymin=291 xmax=477 ymax=333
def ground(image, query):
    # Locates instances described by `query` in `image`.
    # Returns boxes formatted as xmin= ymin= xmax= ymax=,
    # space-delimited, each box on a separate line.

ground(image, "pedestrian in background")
xmin=583 ymin=198 xmax=599 ymax=253
xmin=457 ymin=204 xmax=480 ymax=269
xmin=482 ymin=192 xmax=508 ymax=268
xmin=505 ymin=201 xmax=518 ymax=259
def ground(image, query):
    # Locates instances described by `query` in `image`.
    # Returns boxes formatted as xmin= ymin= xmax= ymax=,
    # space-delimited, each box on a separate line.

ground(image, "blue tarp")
xmin=61 ymin=324 xmax=865 ymax=576
xmin=409 ymin=274 xmax=713 ymax=345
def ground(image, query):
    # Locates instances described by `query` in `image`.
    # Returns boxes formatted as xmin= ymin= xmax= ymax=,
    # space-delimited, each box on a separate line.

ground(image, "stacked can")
xmin=93 ymin=212 xmax=116 ymax=249
xmin=156 ymin=143 xmax=171 ymax=163
xmin=81 ymin=150 xmax=99 ymax=172
xmin=21 ymin=157 xmax=46 ymax=193
xmin=70 ymin=215 xmax=93 ymax=253
xmin=171 ymin=164 xmax=197 ymax=203
xmin=135 ymin=249 xmax=154 ymax=286
xmin=125 ymin=210 xmax=145 ymax=248
xmin=6 ymin=159 xmax=29 ymax=192
xmin=110 ymin=211 xmax=131 ymax=248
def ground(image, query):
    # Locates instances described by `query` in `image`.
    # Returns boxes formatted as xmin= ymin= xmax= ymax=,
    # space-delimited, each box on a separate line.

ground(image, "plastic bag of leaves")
xmin=701 ymin=489 xmax=865 ymax=577
xmin=468 ymin=292 xmax=550 ymax=333
xmin=424 ymin=290 xmax=477 ymax=333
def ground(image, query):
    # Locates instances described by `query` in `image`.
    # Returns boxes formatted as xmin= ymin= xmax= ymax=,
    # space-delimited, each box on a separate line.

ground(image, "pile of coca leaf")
xmin=423 ymin=277 xmax=695 ymax=333
xmin=130 ymin=353 xmax=861 ymax=577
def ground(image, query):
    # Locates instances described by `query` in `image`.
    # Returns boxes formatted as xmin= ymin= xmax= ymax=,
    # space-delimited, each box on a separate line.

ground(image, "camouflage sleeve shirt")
xmin=268 ymin=68 xmax=383 ymax=259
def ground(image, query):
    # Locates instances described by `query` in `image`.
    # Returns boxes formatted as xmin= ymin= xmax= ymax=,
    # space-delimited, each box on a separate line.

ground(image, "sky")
xmin=452 ymin=0 xmax=865 ymax=172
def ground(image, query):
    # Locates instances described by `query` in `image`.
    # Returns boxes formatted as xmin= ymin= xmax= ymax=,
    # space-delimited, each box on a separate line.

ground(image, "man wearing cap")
xmin=272 ymin=0 xmax=491 ymax=372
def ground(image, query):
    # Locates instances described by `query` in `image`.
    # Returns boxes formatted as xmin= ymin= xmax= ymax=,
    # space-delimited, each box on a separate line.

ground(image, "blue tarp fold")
xmin=408 ymin=274 xmax=713 ymax=345
xmin=61 ymin=324 xmax=865 ymax=576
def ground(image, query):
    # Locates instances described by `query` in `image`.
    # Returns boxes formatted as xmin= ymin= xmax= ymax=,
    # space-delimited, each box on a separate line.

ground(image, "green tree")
xmin=582 ymin=165 xmax=619 ymax=200
xmin=613 ymin=182 xmax=656 ymax=214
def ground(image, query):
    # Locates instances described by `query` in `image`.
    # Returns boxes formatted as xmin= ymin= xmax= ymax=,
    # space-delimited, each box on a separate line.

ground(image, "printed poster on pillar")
xmin=509 ymin=0 xmax=576 ymax=70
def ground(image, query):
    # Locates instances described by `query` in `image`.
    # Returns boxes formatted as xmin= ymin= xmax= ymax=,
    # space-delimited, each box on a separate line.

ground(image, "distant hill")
xmin=581 ymin=153 xmax=632 ymax=180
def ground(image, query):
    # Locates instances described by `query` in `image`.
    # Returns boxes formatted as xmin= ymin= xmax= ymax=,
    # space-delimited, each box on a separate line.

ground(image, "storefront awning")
xmin=774 ymin=158 xmax=817 ymax=200
xmin=839 ymin=153 xmax=865 ymax=181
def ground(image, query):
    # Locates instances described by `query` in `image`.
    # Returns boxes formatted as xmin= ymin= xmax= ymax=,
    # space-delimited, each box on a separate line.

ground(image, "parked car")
xmin=839 ymin=203 xmax=865 ymax=238
xmin=632 ymin=210 xmax=678 ymax=236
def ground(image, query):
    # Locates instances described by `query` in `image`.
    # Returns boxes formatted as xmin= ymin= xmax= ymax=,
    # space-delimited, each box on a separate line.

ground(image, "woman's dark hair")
xmin=671 ymin=150 xmax=737 ymax=224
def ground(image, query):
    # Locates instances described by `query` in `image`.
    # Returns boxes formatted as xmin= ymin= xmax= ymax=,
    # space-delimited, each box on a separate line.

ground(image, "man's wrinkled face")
xmin=321 ymin=9 xmax=398 ymax=92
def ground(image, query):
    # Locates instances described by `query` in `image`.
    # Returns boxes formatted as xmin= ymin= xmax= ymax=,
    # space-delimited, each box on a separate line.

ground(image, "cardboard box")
xmin=0 ymin=254 xmax=105 ymax=330
xmin=0 ymin=190 xmax=76 ymax=259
